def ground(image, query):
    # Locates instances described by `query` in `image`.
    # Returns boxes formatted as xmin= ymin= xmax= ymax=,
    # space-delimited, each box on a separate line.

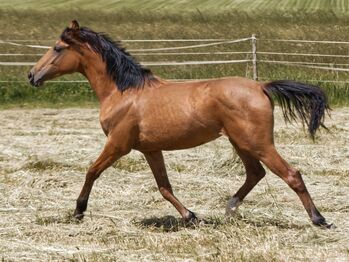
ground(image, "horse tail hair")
xmin=263 ymin=80 xmax=330 ymax=139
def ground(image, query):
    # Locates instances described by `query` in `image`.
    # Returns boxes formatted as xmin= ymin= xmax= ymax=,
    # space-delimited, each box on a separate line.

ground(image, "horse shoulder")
xmin=99 ymin=93 xmax=139 ymax=137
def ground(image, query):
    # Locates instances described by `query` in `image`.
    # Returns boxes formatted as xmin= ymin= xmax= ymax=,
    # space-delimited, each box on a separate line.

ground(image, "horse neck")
xmin=80 ymin=55 xmax=120 ymax=104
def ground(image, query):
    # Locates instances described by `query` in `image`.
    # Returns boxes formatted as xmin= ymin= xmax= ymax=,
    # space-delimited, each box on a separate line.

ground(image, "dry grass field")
xmin=0 ymin=107 xmax=348 ymax=261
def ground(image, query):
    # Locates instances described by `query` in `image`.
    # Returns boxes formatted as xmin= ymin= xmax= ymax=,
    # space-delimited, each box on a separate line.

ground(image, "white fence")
xmin=1 ymin=35 xmax=349 ymax=83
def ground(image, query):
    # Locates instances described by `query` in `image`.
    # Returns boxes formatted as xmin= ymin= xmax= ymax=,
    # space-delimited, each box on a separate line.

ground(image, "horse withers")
xmin=28 ymin=20 xmax=332 ymax=228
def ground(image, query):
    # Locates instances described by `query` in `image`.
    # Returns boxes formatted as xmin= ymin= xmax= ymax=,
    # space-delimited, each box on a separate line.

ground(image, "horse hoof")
xmin=313 ymin=219 xmax=335 ymax=229
xmin=73 ymin=211 xmax=84 ymax=220
xmin=184 ymin=210 xmax=198 ymax=223
xmin=322 ymin=223 xmax=336 ymax=229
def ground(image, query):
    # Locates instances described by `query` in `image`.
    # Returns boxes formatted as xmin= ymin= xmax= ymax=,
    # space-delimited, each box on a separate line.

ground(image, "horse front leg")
xmin=73 ymin=139 xmax=129 ymax=219
xmin=143 ymin=151 xmax=196 ymax=222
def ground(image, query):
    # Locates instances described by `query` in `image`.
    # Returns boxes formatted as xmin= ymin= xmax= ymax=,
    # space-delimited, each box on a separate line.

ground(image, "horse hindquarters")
xmin=221 ymin=84 xmax=331 ymax=227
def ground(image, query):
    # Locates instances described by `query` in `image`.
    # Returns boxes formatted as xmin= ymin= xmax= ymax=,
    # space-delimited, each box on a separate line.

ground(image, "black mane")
xmin=61 ymin=27 xmax=157 ymax=92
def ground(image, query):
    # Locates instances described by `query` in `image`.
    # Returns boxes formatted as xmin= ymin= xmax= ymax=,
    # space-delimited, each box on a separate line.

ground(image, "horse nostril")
xmin=28 ymin=71 xmax=36 ymax=86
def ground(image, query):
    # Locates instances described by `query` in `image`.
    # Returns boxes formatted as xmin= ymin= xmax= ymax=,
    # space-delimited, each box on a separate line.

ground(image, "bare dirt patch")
xmin=0 ymin=107 xmax=348 ymax=261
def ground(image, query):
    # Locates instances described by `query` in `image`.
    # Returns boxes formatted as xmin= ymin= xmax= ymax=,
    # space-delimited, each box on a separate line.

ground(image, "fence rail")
xmin=1 ymin=36 xmax=349 ymax=83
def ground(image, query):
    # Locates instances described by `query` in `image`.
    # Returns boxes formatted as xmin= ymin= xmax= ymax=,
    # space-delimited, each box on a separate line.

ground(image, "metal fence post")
xmin=251 ymin=34 xmax=258 ymax=81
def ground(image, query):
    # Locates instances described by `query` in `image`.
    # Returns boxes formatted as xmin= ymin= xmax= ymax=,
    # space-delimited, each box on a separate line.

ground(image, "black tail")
xmin=263 ymin=80 xmax=330 ymax=139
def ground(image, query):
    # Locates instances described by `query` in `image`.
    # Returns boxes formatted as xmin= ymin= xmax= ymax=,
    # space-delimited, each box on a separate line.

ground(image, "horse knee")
xmin=286 ymin=169 xmax=306 ymax=193
xmin=86 ymin=168 xmax=101 ymax=181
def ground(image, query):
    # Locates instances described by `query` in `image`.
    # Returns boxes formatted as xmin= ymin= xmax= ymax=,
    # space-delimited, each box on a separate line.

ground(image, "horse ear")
xmin=69 ymin=20 xmax=80 ymax=30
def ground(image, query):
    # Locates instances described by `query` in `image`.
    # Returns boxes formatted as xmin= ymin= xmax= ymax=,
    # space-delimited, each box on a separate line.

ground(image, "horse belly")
xmin=135 ymin=119 xmax=222 ymax=151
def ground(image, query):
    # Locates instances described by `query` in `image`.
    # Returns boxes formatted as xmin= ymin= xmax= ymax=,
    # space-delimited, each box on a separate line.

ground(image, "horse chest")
xmin=99 ymin=119 xmax=109 ymax=136
xmin=99 ymin=111 xmax=115 ymax=136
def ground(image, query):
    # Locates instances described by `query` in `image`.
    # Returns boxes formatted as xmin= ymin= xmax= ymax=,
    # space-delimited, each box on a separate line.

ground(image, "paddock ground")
xmin=0 ymin=107 xmax=348 ymax=261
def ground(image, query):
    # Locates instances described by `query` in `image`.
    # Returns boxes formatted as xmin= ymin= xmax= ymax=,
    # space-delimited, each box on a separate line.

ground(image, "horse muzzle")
xmin=28 ymin=70 xmax=42 ymax=87
xmin=28 ymin=66 xmax=53 ymax=87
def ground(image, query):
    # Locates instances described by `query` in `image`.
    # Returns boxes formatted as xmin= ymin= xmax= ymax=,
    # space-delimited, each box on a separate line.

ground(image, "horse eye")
xmin=53 ymin=46 xmax=63 ymax=53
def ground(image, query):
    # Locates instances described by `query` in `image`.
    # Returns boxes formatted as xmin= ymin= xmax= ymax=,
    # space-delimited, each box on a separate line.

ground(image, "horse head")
xmin=28 ymin=20 xmax=84 ymax=87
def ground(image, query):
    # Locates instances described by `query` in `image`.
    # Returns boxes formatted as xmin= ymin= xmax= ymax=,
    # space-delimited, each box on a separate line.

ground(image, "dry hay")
xmin=0 ymin=107 xmax=348 ymax=261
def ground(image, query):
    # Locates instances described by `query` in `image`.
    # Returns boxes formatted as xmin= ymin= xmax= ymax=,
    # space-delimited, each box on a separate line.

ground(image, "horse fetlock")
xmin=75 ymin=198 xmax=88 ymax=215
xmin=311 ymin=211 xmax=334 ymax=229
xmin=73 ymin=201 xmax=85 ymax=219
xmin=225 ymin=196 xmax=241 ymax=216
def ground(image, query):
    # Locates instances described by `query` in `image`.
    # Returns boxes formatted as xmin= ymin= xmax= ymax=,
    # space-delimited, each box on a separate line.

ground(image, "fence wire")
xmin=1 ymin=36 xmax=349 ymax=84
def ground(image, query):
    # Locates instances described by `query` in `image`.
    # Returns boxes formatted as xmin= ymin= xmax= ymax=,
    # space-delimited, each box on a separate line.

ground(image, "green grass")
xmin=0 ymin=0 xmax=348 ymax=16
xmin=0 ymin=7 xmax=349 ymax=107
xmin=0 ymin=82 xmax=98 ymax=108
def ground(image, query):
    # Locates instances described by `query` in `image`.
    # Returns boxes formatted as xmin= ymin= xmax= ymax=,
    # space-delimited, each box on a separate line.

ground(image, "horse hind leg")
xmin=226 ymin=141 xmax=266 ymax=216
xmin=222 ymin=117 xmax=331 ymax=227
xmin=258 ymin=146 xmax=332 ymax=228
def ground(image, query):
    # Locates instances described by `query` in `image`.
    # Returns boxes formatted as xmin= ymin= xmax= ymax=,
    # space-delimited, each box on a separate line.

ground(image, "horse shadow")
xmin=35 ymin=210 xmax=82 ymax=225
xmin=133 ymin=215 xmax=225 ymax=232
xmin=133 ymin=214 xmax=307 ymax=232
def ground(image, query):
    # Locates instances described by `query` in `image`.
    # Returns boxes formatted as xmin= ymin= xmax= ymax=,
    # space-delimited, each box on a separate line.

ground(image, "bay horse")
xmin=28 ymin=21 xmax=332 ymax=228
